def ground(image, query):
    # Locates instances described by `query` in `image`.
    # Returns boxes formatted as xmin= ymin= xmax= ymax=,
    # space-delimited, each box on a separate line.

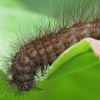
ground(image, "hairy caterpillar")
xmin=0 ymin=0 xmax=100 ymax=98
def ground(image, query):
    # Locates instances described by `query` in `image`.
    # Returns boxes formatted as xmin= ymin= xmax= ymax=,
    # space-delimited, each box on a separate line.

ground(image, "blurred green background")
xmin=0 ymin=0 xmax=100 ymax=100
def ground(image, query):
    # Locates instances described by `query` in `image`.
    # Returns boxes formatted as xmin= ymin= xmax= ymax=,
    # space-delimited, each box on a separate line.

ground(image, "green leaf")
xmin=46 ymin=38 xmax=100 ymax=80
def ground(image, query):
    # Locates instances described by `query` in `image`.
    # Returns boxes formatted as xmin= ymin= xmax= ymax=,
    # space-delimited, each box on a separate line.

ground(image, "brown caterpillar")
xmin=0 ymin=0 xmax=100 ymax=97
xmin=10 ymin=19 xmax=100 ymax=91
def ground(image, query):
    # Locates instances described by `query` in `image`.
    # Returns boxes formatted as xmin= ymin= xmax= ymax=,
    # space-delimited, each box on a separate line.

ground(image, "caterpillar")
xmin=0 ymin=0 xmax=100 ymax=98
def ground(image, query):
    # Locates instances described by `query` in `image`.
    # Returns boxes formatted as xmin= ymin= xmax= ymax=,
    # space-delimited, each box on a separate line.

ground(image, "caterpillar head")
xmin=15 ymin=80 xmax=35 ymax=91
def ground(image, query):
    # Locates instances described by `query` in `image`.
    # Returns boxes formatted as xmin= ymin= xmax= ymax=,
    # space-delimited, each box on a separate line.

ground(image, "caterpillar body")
xmin=10 ymin=19 xmax=100 ymax=91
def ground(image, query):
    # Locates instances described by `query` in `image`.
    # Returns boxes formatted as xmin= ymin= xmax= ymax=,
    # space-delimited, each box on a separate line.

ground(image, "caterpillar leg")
xmin=41 ymin=65 xmax=47 ymax=76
